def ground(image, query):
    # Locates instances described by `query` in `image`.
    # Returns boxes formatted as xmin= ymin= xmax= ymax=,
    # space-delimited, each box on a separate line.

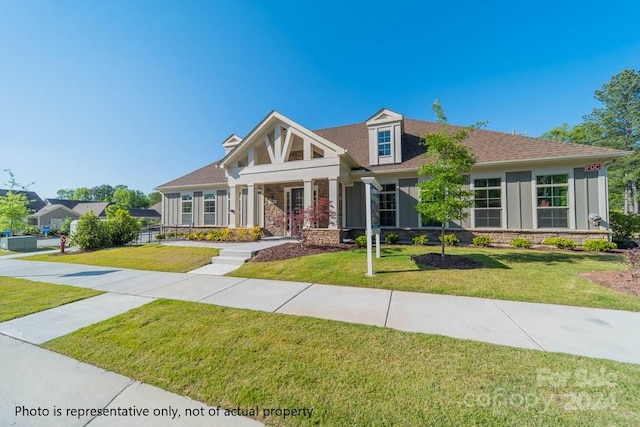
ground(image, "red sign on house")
xmin=585 ymin=163 xmax=602 ymax=172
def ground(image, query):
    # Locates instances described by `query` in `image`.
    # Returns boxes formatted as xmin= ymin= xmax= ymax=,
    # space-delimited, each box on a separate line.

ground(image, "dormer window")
xmin=366 ymin=108 xmax=404 ymax=166
xmin=378 ymin=130 xmax=391 ymax=156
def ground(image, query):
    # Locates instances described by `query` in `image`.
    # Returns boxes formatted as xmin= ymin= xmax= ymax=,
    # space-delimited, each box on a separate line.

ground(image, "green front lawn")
xmin=44 ymin=299 xmax=640 ymax=426
xmin=230 ymin=246 xmax=640 ymax=311
xmin=20 ymin=244 xmax=220 ymax=273
xmin=0 ymin=277 xmax=102 ymax=322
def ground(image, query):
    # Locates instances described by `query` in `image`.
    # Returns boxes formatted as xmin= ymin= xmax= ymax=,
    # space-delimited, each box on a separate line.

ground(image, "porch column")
xmin=246 ymin=183 xmax=255 ymax=227
xmin=304 ymin=179 xmax=313 ymax=227
xmin=329 ymin=178 xmax=338 ymax=229
xmin=342 ymin=183 xmax=347 ymax=228
xmin=228 ymin=185 xmax=237 ymax=228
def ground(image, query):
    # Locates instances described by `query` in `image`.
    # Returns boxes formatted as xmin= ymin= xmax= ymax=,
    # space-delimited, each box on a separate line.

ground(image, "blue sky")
xmin=1 ymin=0 xmax=639 ymax=199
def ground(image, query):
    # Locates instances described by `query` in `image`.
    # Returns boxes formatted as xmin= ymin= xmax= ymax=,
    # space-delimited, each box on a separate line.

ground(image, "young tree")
xmin=69 ymin=210 xmax=110 ymax=250
xmin=416 ymin=101 xmax=478 ymax=256
xmin=107 ymin=208 xmax=140 ymax=246
xmin=0 ymin=170 xmax=33 ymax=236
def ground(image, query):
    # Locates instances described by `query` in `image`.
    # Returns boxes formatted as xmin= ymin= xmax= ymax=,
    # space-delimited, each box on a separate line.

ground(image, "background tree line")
xmin=56 ymin=185 xmax=161 ymax=209
xmin=541 ymin=69 xmax=640 ymax=213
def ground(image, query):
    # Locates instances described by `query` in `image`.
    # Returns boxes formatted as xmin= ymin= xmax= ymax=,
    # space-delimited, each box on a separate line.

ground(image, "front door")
xmin=286 ymin=188 xmax=305 ymax=236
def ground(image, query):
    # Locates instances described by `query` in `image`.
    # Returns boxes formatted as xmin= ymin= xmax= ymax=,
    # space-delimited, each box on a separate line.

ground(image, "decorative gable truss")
xmin=220 ymin=111 xmax=348 ymax=169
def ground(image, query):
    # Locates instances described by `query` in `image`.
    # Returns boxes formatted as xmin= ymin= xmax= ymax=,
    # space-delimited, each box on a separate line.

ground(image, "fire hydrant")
xmin=60 ymin=235 xmax=67 ymax=254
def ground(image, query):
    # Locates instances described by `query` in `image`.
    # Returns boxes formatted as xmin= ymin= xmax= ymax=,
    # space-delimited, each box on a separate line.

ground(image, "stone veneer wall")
xmin=342 ymin=228 xmax=611 ymax=245
xmin=305 ymin=228 xmax=342 ymax=245
xmin=263 ymin=183 xmax=288 ymax=236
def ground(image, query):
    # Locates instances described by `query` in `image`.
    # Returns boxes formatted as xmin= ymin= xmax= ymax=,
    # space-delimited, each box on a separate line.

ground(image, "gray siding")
xmin=574 ymin=168 xmax=600 ymax=230
xmin=506 ymin=171 xmax=533 ymax=229
xmin=346 ymin=182 xmax=366 ymax=228
xmin=450 ymin=176 xmax=471 ymax=229
xmin=38 ymin=209 xmax=79 ymax=228
xmin=217 ymin=190 xmax=228 ymax=226
xmin=399 ymin=178 xmax=419 ymax=227
xmin=193 ymin=191 xmax=203 ymax=225
xmin=240 ymin=188 xmax=248 ymax=227
xmin=162 ymin=193 xmax=180 ymax=226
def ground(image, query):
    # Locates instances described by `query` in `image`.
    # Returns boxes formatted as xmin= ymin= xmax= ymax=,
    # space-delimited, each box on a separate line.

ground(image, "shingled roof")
xmin=157 ymin=116 xmax=629 ymax=189
xmin=315 ymin=119 xmax=629 ymax=171
xmin=156 ymin=161 xmax=227 ymax=189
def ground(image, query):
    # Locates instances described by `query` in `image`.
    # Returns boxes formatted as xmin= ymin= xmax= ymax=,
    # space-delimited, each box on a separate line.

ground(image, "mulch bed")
xmin=249 ymin=243 xmax=354 ymax=262
xmin=579 ymin=271 xmax=640 ymax=297
xmin=411 ymin=253 xmax=483 ymax=270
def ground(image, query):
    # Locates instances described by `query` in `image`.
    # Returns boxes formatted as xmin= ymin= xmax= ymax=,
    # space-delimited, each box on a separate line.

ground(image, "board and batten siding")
xmin=216 ymin=190 xmax=228 ymax=226
xmin=345 ymin=182 xmax=366 ymax=228
xmin=162 ymin=193 xmax=180 ymax=226
xmin=398 ymin=178 xmax=419 ymax=228
xmin=506 ymin=171 xmax=533 ymax=229
xmin=573 ymin=168 xmax=600 ymax=230
xmin=449 ymin=176 xmax=471 ymax=229
xmin=193 ymin=192 xmax=203 ymax=225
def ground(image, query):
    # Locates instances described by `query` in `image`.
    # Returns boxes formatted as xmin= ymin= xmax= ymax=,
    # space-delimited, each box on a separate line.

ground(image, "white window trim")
xmin=180 ymin=192 xmax=194 ymax=226
xmin=532 ymin=168 xmax=575 ymax=230
xmin=470 ymin=174 xmax=505 ymax=229
xmin=377 ymin=128 xmax=392 ymax=158
xmin=203 ymin=190 xmax=217 ymax=226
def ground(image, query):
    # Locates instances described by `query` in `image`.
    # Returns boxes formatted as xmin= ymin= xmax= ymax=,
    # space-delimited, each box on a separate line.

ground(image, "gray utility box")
xmin=0 ymin=236 xmax=37 ymax=251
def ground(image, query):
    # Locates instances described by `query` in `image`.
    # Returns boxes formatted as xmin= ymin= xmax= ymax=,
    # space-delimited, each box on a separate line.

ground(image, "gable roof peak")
xmin=365 ymin=108 xmax=404 ymax=126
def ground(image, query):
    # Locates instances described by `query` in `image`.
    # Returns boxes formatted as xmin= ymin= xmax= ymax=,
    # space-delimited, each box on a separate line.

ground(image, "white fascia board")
xmin=365 ymin=108 xmax=404 ymax=126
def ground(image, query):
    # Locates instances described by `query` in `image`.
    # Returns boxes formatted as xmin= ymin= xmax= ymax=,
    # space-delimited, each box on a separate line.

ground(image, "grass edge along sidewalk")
xmin=44 ymin=299 xmax=640 ymax=426
xmin=19 ymin=244 xmax=220 ymax=273
xmin=0 ymin=277 xmax=102 ymax=322
xmin=229 ymin=245 xmax=640 ymax=312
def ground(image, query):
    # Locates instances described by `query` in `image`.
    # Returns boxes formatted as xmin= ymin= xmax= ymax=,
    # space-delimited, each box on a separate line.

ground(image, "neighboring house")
xmin=33 ymin=199 xmax=109 ymax=230
xmin=155 ymin=109 xmax=629 ymax=244
xmin=32 ymin=199 xmax=160 ymax=230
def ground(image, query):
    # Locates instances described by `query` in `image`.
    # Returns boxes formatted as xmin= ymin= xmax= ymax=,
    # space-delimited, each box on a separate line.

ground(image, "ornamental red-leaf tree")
xmin=274 ymin=197 xmax=336 ymax=246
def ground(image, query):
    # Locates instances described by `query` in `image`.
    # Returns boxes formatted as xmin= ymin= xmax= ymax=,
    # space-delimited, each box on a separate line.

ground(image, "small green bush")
xmin=542 ymin=237 xmax=576 ymax=250
xmin=411 ymin=235 xmax=428 ymax=245
xmin=583 ymin=239 xmax=617 ymax=252
xmin=155 ymin=233 xmax=165 ymax=241
xmin=384 ymin=233 xmax=399 ymax=244
xmin=251 ymin=226 xmax=262 ymax=241
xmin=107 ymin=209 xmax=140 ymax=246
xmin=438 ymin=234 xmax=459 ymax=246
xmin=510 ymin=237 xmax=532 ymax=249
xmin=23 ymin=225 xmax=40 ymax=235
xmin=69 ymin=211 xmax=110 ymax=250
xmin=166 ymin=232 xmax=176 ymax=238
xmin=355 ymin=235 xmax=367 ymax=247
xmin=472 ymin=235 xmax=492 ymax=247
xmin=60 ymin=217 xmax=73 ymax=236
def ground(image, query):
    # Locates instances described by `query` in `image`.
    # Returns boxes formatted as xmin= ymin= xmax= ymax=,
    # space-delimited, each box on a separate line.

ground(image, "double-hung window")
xmin=474 ymin=178 xmax=501 ymax=227
xmin=378 ymin=130 xmax=391 ymax=156
xmin=203 ymin=192 xmax=216 ymax=225
xmin=536 ymin=174 xmax=569 ymax=228
xmin=181 ymin=194 xmax=193 ymax=225
xmin=380 ymin=183 xmax=396 ymax=227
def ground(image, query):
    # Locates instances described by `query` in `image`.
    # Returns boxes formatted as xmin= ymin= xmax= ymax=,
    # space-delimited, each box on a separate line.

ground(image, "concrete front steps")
xmin=211 ymin=249 xmax=256 ymax=265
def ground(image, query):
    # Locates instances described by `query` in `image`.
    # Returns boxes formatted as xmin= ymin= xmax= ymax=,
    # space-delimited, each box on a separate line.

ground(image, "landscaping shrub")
xmin=610 ymin=212 xmax=640 ymax=241
xmin=107 ymin=209 xmax=139 ymax=247
xmin=510 ymin=237 xmax=532 ymax=249
xmin=218 ymin=228 xmax=233 ymax=241
xmin=235 ymin=228 xmax=250 ymax=241
xmin=251 ymin=226 xmax=262 ymax=241
xmin=438 ymin=234 xmax=459 ymax=246
xmin=155 ymin=233 xmax=165 ymax=243
xmin=23 ymin=225 xmax=40 ymax=235
xmin=411 ymin=235 xmax=428 ymax=245
xmin=583 ymin=239 xmax=617 ymax=252
xmin=472 ymin=235 xmax=492 ymax=247
xmin=628 ymin=247 xmax=640 ymax=278
xmin=69 ymin=211 xmax=110 ymax=251
xmin=355 ymin=235 xmax=367 ymax=247
xmin=165 ymin=232 xmax=176 ymax=238
xmin=384 ymin=233 xmax=399 ymax=244
xmin=542 ymin=237 xmax=576 ymax=250
xmin=60 ymin=217 xmax=73 ymax=236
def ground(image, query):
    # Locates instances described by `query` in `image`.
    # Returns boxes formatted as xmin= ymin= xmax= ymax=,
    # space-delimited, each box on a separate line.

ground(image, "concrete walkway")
xmin=1 ymin=255 xmax=640 ymax=425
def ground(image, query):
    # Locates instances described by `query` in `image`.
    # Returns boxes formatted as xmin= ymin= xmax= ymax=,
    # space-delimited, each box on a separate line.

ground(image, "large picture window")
xmin=203 ymin=192 xmax=216 ymax=225
xmin=378 ymin=130 xmax=391 ymax=156
xmin=537 ymin=174 xmax=569 ymax=228
xmin=380 ymin=183 xmax=396 ymax=227
xmin=474 ymin=178 xmax=501 ymax=227
xmin=181 ymin=194 xmax=193 ymax=225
